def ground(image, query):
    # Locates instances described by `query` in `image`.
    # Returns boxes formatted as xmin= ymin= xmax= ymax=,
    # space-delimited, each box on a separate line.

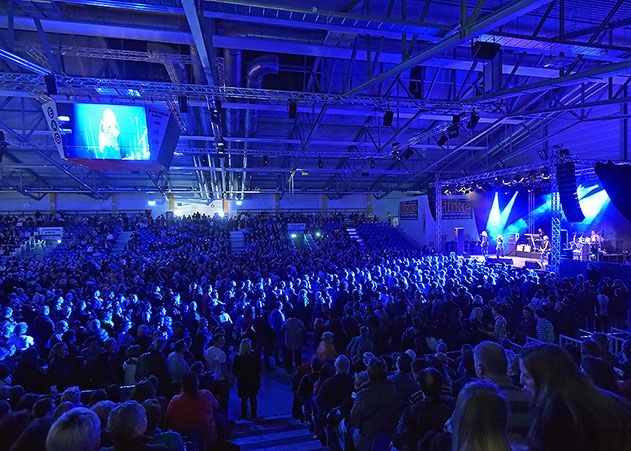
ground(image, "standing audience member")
xmin=232 ymin=338 xmax=262 ymax=419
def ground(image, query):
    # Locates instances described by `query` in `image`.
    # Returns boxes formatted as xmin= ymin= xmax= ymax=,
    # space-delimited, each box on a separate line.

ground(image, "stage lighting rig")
xmin=437 ymin=134 xmax=448 ymax=148
xmin=467 ymin=110 xmax=480 ymax=129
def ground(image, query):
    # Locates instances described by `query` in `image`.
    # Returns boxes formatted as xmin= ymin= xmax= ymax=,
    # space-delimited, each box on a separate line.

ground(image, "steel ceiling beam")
xmin=4 ymin=17 xmax=629 ymax=84
xmin=344 ymin=0 xmax=555 ymax=95
xmin=0 ymin=120 xmax=106 ymax=199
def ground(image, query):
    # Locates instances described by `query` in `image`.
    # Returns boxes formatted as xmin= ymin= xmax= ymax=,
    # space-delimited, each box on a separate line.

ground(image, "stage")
xmin=466 ymin=254 xmax=547 ymax=270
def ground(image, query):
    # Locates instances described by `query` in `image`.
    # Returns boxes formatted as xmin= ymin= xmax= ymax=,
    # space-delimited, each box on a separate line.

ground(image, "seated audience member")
xmin=45 ymin=407 xmax=101 ymax=451
xmin=450 ymin=380 xmax=512 ymax=451
xmin=474 ymin=341 xmax=532 ymax=435
xmin=10 ymin=397 xmax=56 ymax=451
xmin=106 ymin=400 xmax=167 ymax=451
xmin=91 ymin=400 xmax=116 ymax=448
xmin=165 ymin=372 xmax=220 ymax=450
xmin=387 ymin=352 xmax=417 ymax=404
xmin=394 ymin=367 xmax=455 ymax=450
xmin=349 ymin=358 xmax=402 ymax=451
xmin=520 ymin=344 xmax=631 ymax=451
xmin=142 ymin=398 xmax=185 ymax=451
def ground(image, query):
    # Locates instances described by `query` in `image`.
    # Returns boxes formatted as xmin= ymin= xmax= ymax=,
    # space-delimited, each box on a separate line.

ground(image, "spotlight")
xmin=211 ymin=109 xmax=221 ymax=124
xmin=318 ymin=157 xmax=323 ymax=168
xmin=559 ymin=147 xmax=570 ymax=157
xmin=315 ymin=231 xmax=322 ymax=238
xmin=57 ymin=239 xmax=62 ymax=244
xmin=288 ymin=100 xmax=297 ymax=119
xmin=263 ymin=155 xmax=269 ymax=166
xmin=437 ymin=134 xmax=448 ymax=148
xmin=467 ymin=110 xmax=480 ymax=129
xmin=370 ymin=158 xmax=376 ymax=169
xmin=178 ymin=94 xmax=189 ymax=113
xmin=147 ymin=200 xmax=156 ymax=206
xmin=497 ymin=160 xmax=505 ymax=169
xmin=290 ymin=233 xmax=298 ymax=239
xmin=402 ymin=148 xmax=414 ymax=159
xmin=452 ymin=114 xmax=463 ymax=124
xmin=448 ymin=124 xmax=460 ymax=139
xmin=383 ymin=109 xmax=394 ymax=127
xmin=44 ymin=74 xmax=58 ymax=95
xmin=216 ymin=139 xmax=226 ymax=156
xmin=538 ymin=149 xmax=549 ymax=160
xmin=235 ymin=199 xmax=243 ymax=206
xmin=392 ymin=149 xmax=400 ymax=160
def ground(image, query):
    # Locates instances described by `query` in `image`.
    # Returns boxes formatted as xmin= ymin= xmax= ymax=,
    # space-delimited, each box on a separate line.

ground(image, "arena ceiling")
xmin=0 ymin=0 xmax=629 ymax=201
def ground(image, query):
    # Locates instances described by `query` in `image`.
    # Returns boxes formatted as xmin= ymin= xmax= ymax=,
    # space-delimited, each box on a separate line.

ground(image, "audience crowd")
xmin=0 ymin=211 xmax=630 ymax=451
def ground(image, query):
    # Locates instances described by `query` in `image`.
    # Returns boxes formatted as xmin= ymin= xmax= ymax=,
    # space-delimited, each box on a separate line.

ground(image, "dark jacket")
xmin=394 ymin=394 xmax=455 ymax=450
xmin=135 ymin=350 xmax=169 ymax=390
xmin=316 ymin=372 xmax=354 ymax=411
xmin=350 ymin=380 xmax=402 ymax=448
xmin=232 ymin=351 xmax=262 ymax=398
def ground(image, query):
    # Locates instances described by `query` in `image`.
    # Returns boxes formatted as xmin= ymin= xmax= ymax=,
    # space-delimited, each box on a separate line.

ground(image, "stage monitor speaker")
xmin=524 ymin=261 xmax=542 ymax=270
xmin=472 ymin=41 xmax=501 ymax=60
xmin=556 ymin=162 xmax=585 ymax=222
xmin=427 ymin=183 xmax=437 ymax=221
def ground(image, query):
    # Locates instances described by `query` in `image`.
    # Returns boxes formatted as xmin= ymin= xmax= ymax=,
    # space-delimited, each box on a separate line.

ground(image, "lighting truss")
xmin=0 ymin=72 xmax=496 ymax=112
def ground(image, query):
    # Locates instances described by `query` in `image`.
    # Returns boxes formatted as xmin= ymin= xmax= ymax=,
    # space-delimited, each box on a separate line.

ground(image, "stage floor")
xmin=467 ymin=254 xmax=547 ymax=270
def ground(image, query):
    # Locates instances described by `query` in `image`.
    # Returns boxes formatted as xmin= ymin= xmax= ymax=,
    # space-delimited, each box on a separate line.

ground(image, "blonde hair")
xmin=238 ymin=338 xmax=252 ymax=356
xmin=451 ymin=381 xmax=510 ymax=451
xmin=46 ymin=407 xmax=101 ymax=451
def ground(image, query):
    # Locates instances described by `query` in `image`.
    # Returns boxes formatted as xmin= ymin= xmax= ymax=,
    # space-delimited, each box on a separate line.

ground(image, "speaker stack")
xmin=556 ymin=162 xmax=585 ymax=222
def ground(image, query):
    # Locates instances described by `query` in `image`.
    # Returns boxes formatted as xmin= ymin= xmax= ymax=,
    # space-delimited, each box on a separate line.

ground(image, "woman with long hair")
xmin=451 ymin=380 xmax=511 ymax=451
xmin=233 ymin=338 xmax=262 ymax=419
xmin=520 ymin=344 xmax=631 ymax=451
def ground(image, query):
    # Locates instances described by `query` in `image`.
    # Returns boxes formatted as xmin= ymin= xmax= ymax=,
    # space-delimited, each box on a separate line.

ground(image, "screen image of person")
xmin=98 ymin=108 xmax=121 ymax=158
xmin=73 ymin=103 xmax=150 ymax=160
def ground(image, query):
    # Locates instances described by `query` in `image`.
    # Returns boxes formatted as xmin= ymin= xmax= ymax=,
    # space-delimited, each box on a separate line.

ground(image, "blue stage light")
xmin=579 ymin=189 xmax=610 ymax=223
xmin=486 ymin=191 xmax=519 ymax=238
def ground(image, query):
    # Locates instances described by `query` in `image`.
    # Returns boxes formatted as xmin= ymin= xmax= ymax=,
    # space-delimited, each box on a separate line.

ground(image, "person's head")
xmin=519 ymin=344 xmax=584 ymax=397
xmin=396 ymin=352 xmax=412 ymax=374
xmin=61 ymin=386 xmax=81 ymax=406
xmin=142 ymin=399 xmax=163 ymax=433
xmin=367 ymin=358 xmax=388 ymax=382
xmin=33 ymin=397 xmax=56 ymax=418
xmin=451 ymin=381 xmax=510 ymax=451
xmin=181 ymin=372 xmax=199 ymax=397
xmin=334 ymin=355 xmax=350 ymax=374
xmin=359 ymin=326 xmax=369 ymax=338
xmin=419 ymin=367 xmax=445 ymax=398
xmin=46 ymin=407 xmax=101 ymax=451
xmin=321 ymin=331 xmax=334 ymax=343
xmin=474 ymin=341 xmax=508 ymax=379
xmin=238 ymin=338 xmax=252 ymax=356
xmin=108 ymin=400 xmax=147 ymax=445
xmin=52 ymin=342 xmax=69 ymax=359
xmin=91 ymin=400 xmax=115 ymax=431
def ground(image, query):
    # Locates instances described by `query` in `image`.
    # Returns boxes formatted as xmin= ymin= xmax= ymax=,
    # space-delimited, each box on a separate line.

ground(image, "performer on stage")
xmin=480 ymin=231 xmax=489 ymax=257
xmin=540 ymin=235 xmax=550 ymax=263
xmin=496 ymin=234 xmax=505 ymax=258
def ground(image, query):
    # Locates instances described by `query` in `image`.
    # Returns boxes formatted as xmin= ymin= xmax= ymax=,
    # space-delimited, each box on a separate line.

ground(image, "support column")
xmin=435 ymin=183 xmax=443 ymax=253
xmin=622 ymin=86 xmax=628 ymax=161
xmin=549 ymin=164 xmax=562 ymax=273
xmin=322 ymin=193 xmax=328 ymax=212
xmin=274 ymin=193 xmax=280 ymax=213
xmin=168 ymin=193 xmax=175 ymax=212
xmin=111 ymin=194 xmax=118 ymax=212
xmin=366 ymin=193 xmax=373 ymax=218
xmin=49 ymin=193 xmax=57 ymax=213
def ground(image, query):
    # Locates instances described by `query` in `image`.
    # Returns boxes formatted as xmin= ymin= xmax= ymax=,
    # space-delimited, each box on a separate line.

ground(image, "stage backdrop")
xmin=398 ymin=195 xmax=478 ymax=246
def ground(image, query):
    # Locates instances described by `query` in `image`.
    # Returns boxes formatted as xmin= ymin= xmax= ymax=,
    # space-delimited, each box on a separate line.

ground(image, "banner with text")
xmin=399 ymin=200 xmax=419 ymax=220
xmin=37 ymin=227 xmax=64 ymax=239
xmin=442 ymin=198 xmax=473 ymax=220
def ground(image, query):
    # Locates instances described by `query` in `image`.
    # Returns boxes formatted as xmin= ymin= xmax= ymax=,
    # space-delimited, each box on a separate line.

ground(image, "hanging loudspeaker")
xmin=556 ymin=162 xmax=585 ymax=222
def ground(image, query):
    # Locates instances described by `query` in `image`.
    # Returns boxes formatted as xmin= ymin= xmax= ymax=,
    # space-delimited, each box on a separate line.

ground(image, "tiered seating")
xmin=356 ymin=222 xmax=419 ymax=250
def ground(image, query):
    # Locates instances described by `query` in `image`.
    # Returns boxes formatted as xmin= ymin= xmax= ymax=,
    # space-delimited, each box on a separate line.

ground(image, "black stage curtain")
xmin=594 ymin=162 xmax=631 ymax=222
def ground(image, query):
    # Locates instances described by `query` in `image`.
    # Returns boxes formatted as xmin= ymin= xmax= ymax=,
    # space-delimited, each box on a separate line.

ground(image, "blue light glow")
xmin=486 ymin=191 xmax=518 ymax=238
xmin=578 ymin=189 xmax=610 ymax=223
